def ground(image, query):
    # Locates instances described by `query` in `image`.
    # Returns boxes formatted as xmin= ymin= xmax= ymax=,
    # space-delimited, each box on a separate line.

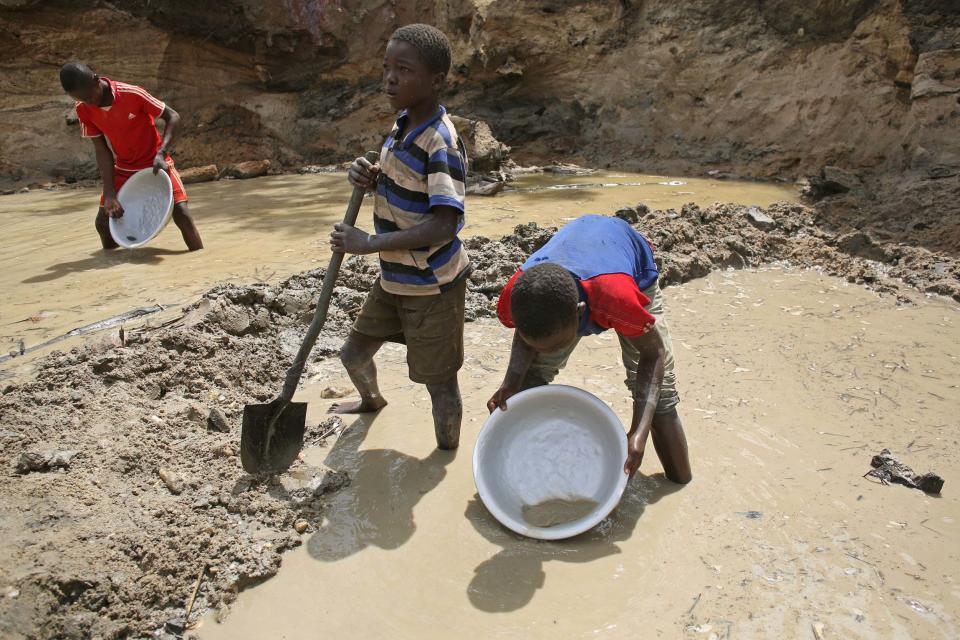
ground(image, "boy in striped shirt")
xmin=329 ymin=24 xmax=470 ymax=451
xmin=59 ymin=63 xmax=203 ymax=251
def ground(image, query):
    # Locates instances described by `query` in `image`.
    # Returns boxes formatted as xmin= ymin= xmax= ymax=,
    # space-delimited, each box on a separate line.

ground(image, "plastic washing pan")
xmin=473 ymin=384 xmax=628 ymax=540
xmin=109 ymin=168 xmax=174 ymax=249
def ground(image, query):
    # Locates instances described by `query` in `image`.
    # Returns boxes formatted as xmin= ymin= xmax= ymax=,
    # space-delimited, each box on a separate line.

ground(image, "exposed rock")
xmin=759 ymin=0 xmax=879 ymax=38
xmin=746 ymin=207 xmax=777 ymax=231
xmin=15 ymin=450 xmax=77 ymax=473
xmin=221 ymin=160 xmax=271 ymax=180
xmin=466 ymin=180 xmax=505 ymax=197
xmin=207 ymin=407 xmax=230 ymax=433
xmin=179 ymin=164 xmax=219 ymax=184
xmin=805 ymin=166 xmax=863 ymax=200
xmin=911 ymin=49 xmax=960 ymax=100
xmin=448 ymin=115 xmax=511 ymax=173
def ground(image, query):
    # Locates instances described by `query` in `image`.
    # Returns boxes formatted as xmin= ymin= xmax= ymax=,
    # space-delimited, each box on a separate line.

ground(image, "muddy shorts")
xmin=353 ymin=277 xmax=466 ymax=385
xmin=521 ymin=280 xmax=680 ymax=413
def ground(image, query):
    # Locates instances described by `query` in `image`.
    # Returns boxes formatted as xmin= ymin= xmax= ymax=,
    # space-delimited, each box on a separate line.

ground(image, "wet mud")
xmin=196 ymin=268 xmax=958 ymax=640
xmin=0 ymin=199 xmax=958 ymax=638
xmin=522 ymin=497 xmax=599 ymax=528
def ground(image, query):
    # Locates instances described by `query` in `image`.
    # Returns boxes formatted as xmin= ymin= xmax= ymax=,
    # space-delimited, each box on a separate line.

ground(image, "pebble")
xmin=294 ymin=520 xmax=309 ymax=534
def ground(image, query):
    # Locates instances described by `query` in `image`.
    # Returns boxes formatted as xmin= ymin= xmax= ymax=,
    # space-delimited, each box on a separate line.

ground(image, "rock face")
xmin=0 ymin=1 xmax=958 ymax=249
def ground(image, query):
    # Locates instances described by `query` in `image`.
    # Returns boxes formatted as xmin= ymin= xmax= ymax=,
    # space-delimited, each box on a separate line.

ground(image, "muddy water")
xmin=198 ymin=268 xmax=959 ymax=640
xmin=0 ymin=172 xmax=795 ymax=375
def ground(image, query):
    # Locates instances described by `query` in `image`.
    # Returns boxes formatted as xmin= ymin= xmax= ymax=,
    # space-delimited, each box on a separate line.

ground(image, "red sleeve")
xmin=496 ymin=270 xmax=522 ymax=328
xmin=580 ymin=273 xmax=656 ymax=337
xmin=75 ymin=105 xmax=102 ymax=138
xmin=131 ymin=87 xmax=166 ymax=118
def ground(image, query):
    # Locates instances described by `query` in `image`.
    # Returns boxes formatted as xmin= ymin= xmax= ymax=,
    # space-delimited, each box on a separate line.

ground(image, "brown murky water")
xmin=198 ymin=268 xmax=959 ymax=640
xmin=0 ymin=172 xmax=795 ymax=376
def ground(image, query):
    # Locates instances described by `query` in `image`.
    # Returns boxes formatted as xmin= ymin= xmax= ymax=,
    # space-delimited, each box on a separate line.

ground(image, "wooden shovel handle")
xmin=280 ymin=150 xmax=380 ymax=402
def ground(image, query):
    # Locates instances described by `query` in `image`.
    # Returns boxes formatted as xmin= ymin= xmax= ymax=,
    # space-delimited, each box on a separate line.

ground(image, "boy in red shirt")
xmin=488 ymin=215 xmax=692 ymax=483
xmin=59 ymin=63 xmax=203 ymax=251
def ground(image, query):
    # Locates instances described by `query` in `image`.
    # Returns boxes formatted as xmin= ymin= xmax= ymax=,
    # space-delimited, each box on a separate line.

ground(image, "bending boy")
xmin=60 ymin=63 xmax=203 ymax=251
xmin=488 ymin=215 xmax=692 ymax=482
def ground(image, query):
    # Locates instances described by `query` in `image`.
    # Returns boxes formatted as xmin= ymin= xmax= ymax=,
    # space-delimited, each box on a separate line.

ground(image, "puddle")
xmin=0 ymin=172 xmax=795 ymax=377
xmin=197 ymin=267 xmax=959 ymax=639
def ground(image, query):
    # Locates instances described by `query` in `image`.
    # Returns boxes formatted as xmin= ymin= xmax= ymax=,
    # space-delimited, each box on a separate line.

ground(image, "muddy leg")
xmin=426 ymin=376 xmax=462 ymax=450
xmin=650 ymin=408 xmax=692 ymax=484
xmin=329 ymin=331 xmax=388 ymax=414
xmin=172 ymin=202 xmax=203 ymax=251
xmin=95 ymin=207 xmax=119 ymax=250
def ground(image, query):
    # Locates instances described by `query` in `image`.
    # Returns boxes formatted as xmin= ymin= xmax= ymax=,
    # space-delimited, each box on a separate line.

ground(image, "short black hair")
xmin=389 ymin=23 xmax=452 ymax=75
xmin=60 ymin=62 xmax=97 ymax=92
xmin=512 ymin=263 xmax=579 ymax=339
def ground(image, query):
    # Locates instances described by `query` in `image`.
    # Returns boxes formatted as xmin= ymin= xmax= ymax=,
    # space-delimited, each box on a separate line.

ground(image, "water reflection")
xmin=465 ymin=474 xmax=684 ymax=612
xmin=306 ymin=413 xmax=457 ymax=562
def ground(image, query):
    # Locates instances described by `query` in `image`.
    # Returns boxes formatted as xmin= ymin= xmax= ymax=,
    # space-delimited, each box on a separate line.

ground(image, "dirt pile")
xmin=1 ymin=202 xmax=957 ymax=638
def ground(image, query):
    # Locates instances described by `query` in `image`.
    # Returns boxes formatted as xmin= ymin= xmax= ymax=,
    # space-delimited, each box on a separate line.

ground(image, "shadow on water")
xmin=304 ymin=412 xmax=457 ymax=563
xmin=21 ymin=247 xmax=189 ymax=284
xmin=464 ymin=474 xmax=685 ymax=613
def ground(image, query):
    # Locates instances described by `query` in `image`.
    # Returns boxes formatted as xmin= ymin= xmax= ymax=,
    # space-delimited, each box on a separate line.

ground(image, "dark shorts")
xmin=352 ymin=277 xmax=466 ymax=385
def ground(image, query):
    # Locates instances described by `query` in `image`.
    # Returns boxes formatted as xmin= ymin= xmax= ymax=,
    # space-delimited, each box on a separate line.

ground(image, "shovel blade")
xmin=240 ymin=399 xmax=308 ymax=474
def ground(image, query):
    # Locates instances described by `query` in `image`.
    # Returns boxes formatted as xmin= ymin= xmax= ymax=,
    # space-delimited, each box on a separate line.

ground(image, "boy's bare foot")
xmin=328 ymin=397 xmax=388 ymax=414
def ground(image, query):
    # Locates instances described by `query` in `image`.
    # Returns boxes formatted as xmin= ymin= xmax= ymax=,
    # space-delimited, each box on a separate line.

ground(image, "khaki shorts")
xmin=521 ymin=280 xmax=680 ymax=413
xmin=353 ymin=277 xmax=466 ymax=385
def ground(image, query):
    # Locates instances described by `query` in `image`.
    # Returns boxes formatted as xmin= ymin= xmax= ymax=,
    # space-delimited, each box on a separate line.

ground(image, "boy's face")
xmin=383 ymin=39 xmax=442 ymax=111
xmin=517 ymin=303 xmax=584 ymax=355
xmin=68 ymin=77 xmax=103 ymax=106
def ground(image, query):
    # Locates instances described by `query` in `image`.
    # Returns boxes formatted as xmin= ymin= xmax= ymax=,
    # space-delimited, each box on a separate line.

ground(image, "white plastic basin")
xmin=110 ymin=168 xmax=174 ymax=248
xmin=473 ymin=384 xmax=629 ymax=540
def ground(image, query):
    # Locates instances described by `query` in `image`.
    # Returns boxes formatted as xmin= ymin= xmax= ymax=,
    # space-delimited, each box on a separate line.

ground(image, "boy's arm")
xmin=486 ymin=331 xmax=537 ymax=413
xmin=330 ymin=205 xmax=459 ymax=255
xmin=622 ymin=328 xmax=666 ymax=477
xmin=91 ymin=136 xmax=122 ymax=218
xmin=153 ymin=105 xmax=181 ymax=175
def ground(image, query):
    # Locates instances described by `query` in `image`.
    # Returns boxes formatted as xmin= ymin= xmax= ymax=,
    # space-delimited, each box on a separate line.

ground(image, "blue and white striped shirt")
xmin=374 ymin=105 xmax=471 ymax=296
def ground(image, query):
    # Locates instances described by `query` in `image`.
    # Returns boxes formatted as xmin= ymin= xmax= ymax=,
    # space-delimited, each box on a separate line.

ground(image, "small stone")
xmin=16 ymin=450 xmax=77 ymax=473
xmin=294 ymin=520 xmax=309 ymax=534
xmin=746 ymin=207 xmax=776 ymax=231
xmin=207 ymin=407 xmax=230 ymax=433
xmin=213 ymin=444 xmax=235 ymax=458
xmin=320 ymin=386 xmax=349 ymax=399
xmin=158 ymin=467 xmax=184 ymax=495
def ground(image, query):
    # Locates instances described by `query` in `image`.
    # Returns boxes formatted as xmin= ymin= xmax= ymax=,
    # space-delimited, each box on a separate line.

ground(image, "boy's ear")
xmin=576 ymin=302 xmax=586 ymax=320
xmin=432 ymin=72 xmax=446 ymax=93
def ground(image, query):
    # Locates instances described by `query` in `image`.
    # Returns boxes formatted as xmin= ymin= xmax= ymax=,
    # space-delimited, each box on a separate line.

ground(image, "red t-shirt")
xmin=497 ymin=270 xmax=656 ymax=338
xmin=75 ymin=77 xmax=166 ymax=172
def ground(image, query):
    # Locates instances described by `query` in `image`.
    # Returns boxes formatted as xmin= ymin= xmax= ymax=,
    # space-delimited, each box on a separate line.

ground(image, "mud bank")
xmin=0 ymin=201 xmax=958 ymax=638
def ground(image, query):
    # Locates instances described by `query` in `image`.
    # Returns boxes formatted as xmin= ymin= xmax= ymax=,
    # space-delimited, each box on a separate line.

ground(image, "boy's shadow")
xmin=22 ymin=247 xmax=186 ymax=284
xmin=464 ymin=474 xmax=684 ymax=613
xmin=303 ymin=412 xmax=457 ymax=562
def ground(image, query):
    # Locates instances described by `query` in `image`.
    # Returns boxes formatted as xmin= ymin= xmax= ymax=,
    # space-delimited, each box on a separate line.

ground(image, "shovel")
xmin=240 ymin=150 xmax=379 ymax=474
